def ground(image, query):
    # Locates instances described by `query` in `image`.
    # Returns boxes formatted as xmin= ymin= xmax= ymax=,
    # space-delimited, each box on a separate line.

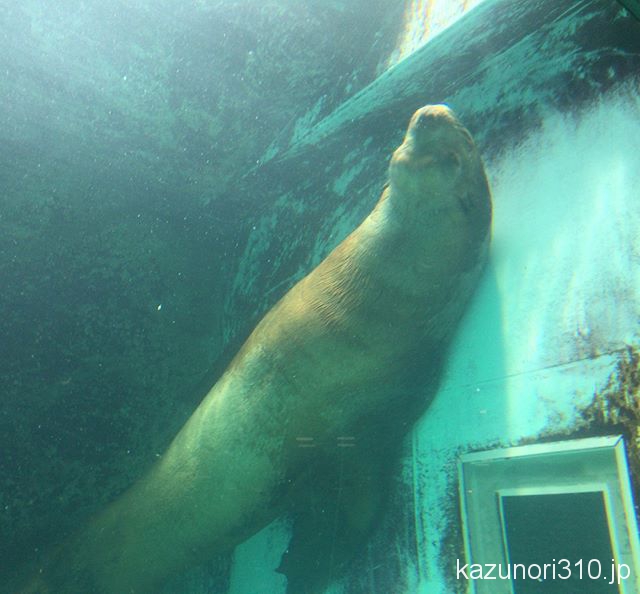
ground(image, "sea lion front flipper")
xmin=278 ymin=450 xmax=391 ymax=594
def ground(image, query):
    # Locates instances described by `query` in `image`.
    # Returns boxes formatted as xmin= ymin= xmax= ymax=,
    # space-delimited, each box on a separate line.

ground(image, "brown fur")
xmin=21 ymin=105 xmax=491 ymax=594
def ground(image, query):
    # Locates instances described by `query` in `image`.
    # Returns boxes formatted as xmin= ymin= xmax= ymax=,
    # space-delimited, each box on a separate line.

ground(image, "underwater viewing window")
xmin=458 ymin=436 xmax=640 ymax=594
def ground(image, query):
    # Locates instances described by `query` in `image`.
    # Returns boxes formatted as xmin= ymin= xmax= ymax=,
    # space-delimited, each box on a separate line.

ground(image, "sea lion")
xmin=21 ymin=104 xmax=491 ymax=594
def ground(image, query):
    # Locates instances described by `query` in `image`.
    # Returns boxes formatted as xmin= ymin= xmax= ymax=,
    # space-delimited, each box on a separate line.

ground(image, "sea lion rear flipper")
xmin=278 ymin=451 xmax=390 ymax=594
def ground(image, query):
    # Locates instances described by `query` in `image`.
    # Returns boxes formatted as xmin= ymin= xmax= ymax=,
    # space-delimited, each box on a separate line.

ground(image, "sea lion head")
xmin=389 ymin=104 xmax=490 ymax=224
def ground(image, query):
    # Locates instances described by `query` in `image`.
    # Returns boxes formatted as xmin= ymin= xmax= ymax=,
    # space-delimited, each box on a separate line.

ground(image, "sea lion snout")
xmin=411 ymin=104 xmax=456 ymax=131
xmin=408 ymin=105 xmax=471 ymax=152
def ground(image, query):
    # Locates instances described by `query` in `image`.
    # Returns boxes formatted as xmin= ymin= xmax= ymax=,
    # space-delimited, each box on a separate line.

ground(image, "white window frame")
xmin=458 ymin=435 xmax=640 ymax=594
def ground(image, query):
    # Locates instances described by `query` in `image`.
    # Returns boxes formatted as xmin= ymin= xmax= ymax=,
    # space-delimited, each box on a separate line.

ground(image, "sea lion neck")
xmin=382 ymin=175 xmax=459 ymax=224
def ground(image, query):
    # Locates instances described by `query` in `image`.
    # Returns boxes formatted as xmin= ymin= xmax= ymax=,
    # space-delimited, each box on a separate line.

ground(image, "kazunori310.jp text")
xmin=456 ymin=558 xmax=631 ymax=585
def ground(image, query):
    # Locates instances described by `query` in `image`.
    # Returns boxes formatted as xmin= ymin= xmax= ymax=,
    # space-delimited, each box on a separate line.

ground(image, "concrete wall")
xmin=387 ymin=0 xmax=486 ymax=68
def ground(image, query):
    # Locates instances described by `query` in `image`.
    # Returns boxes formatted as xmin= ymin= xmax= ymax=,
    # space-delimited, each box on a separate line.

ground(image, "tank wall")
xmin=386 ymin=0 xmax=486 ymax=68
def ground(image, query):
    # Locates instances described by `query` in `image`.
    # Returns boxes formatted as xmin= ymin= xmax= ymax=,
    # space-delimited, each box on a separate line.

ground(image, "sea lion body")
xmin=23 ymin=105 xmax=491 ymax=594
